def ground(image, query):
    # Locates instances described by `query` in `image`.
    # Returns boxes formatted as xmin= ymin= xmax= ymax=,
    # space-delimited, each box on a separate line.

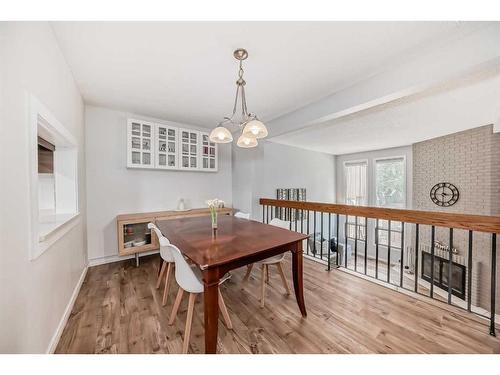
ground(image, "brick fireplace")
xmin=412 ymin=124 xmax=500 ymax=311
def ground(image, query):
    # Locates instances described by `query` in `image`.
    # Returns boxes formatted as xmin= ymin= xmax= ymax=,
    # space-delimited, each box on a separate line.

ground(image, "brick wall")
xmin=412 ymin=125 xmax=500 ymax=311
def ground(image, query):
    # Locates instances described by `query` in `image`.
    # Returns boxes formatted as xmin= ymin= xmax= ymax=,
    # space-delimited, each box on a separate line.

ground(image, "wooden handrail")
xmin=259 ymin=198 xmax=500 ymax=234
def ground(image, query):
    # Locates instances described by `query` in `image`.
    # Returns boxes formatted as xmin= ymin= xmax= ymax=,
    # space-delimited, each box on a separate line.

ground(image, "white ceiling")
xmin=271 ymin=68 xmax=500 ymax=155
xmin=52 ymin=21 xmax=467 ymax=128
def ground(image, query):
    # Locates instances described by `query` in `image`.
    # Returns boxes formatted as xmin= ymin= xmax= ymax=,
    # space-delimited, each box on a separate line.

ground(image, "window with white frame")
xmin=344 ymin=161 xmax=367 ymax=240
xmin=374 ymin=157 xmax=406 ymax=248
xmin=30 ymin=96 xmax=79 ymax=259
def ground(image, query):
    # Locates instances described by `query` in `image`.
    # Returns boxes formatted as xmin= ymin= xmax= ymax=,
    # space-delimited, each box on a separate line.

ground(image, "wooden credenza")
xmin=117 ymin=207 xmax=233 ymax=257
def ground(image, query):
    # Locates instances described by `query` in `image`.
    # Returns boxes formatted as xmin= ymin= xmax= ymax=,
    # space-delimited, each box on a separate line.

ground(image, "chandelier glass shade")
xmin=209 ymin=126 xmax=233 ymax=143
xmin=237 ymin=133 xmax=258 ymax=148
xmin=242 ymin=119 xmax=268 ymax=139
xmin=209 ymin=48 xmax=268 ymax=148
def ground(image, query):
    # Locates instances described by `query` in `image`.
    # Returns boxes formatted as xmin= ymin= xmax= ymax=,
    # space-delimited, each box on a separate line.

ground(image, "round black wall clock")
xmin=430 ymin=182 xmax=459 ymax=207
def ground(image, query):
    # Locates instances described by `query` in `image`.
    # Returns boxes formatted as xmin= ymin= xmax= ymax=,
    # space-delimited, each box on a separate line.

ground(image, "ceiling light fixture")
xmin=209 ymin=48 xmax=268 ymax=148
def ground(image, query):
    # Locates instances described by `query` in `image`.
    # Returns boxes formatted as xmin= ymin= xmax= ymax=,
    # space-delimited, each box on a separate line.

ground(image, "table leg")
xmin=291 ymin=241 xmax=307 ymax=317
xmin=203 ymin=268 xmax=220 ymax=354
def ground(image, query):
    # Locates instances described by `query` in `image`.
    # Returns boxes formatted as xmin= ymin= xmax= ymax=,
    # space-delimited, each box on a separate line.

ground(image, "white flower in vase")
xmin=206 ymin=198 xmax=225 ymax=229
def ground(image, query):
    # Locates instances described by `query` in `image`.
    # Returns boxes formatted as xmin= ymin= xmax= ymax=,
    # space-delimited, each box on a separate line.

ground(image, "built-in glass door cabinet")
xmin=179 ymin=128 xmax=199 ymax=170
xmin=155 ymin=124 xmax=178 ymax=169
xmin=200 ymin=132 xmax=218 ymax=171
xmin=127 ymin=119 xmax=155 ymax=168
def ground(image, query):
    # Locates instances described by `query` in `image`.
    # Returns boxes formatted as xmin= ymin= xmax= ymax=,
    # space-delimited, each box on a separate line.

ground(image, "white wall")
xmin=232 ymin=141 xmax=336 ymax=220
xmin=0 ymin=22 xmax=87 ymax=353
xmin=85 ymin=106 xmax=232 ymax=264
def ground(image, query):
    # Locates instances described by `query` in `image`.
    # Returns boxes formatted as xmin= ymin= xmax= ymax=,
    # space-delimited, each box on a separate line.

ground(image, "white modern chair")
xmin=148 ymin=222 xmax=175 ymax=306
xmin=243 ymin=218 xmax=291 ymax=308
xmin=234 ymin=211 xmax=251 ymax=220
xmin=167 ymin=242 xmax=233 ymax=354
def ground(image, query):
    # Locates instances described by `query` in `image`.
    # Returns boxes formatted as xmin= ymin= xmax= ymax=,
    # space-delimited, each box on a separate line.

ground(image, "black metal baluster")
xmin=306 ymin=210 xmax=310 ymax=255
xmin=328 ymin=213 xmax=331 ymax=271
xmin=262 ymin=204 xmax=265 ymax=223
xmin=375 ymin=218 xmax=379 ymax=279
xmin=414 ymin=224 xmax=419 ymax=293
xmin=320 ymin=212 xmax=324 ymax=260
xmin=490 ymin=233 xmax=497 ymax=337
xmin=430 ymin=226 xmax=435 ymax=298
xmin=344 ymin=216 xmax=348 ymax=268
xmin=313 ymin=211 xmax=317 ymax=257
xmin=354 ymin=216 xmax=358 ymax=272
xmin=400 ymin=222 xmax=405 ymax=288
xmin=289 ymin=208 xmax=292 ymax=230
xmin=467 ymin=230 xmax=473 ymax=312
xmin=335 ymin=214 xmax=340 ymax=267
xmin=266 ymin=205 xmax=269 ymax=224
xmin=448 ymin=228 xmax=454 ymax=305
xmin=295 ymin=208 xmax=298 ymax=232
xmin=387 ymin=220 xmax=392 ymax=283
xmin=364 ymin=218 xmax=368 ymax=275
xmin=300 ymin=209 xmax=304 ymax=234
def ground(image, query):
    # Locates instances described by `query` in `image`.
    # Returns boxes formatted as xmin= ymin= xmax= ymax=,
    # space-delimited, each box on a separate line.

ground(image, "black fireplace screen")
xmin=421 ymin=252 xmax=466 ymax=300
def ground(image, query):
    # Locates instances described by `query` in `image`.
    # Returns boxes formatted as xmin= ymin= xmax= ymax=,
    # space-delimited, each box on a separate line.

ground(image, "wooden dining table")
xmin=156 ymin=214 xmax=309 ymax=353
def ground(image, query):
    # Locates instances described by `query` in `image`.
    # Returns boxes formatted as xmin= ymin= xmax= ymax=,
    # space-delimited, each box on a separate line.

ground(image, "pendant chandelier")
xmin=209 ymin=48 xmax=268 ymax=148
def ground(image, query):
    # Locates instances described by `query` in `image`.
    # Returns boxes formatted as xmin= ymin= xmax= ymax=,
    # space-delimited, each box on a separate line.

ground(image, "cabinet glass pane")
xmin=168 ymin=142 xmax=175 ymax=153
xmin=159 ymin=127 xmax=166 ymax=139
xmin=143 ymin=153 xmax=151 ymax=165
xmin=210 ymin=147 xmax=215 ymax=156
xmin=168 ymin=155 xmax=175 ymax=167
xmin=210 ymin=158 xmax=215 ymax=169
xmin=168 ymin=129 xmax=175 ymax=137
xmin=132 ymin=123 xmax=140 ymax=134
xmin=159 ymin=154 xmax=166 ymax=165
xmin=182 ymin=131 xmax=189 ymax=139
xmin=132 ymin=152 xmax=140 ymax=164
xmin=123 ymin=222 xmax=152 ymax=246
xmin=132 ymin=137 xmax=140 ymax=149
xmin=159 ymin=141 xmax=166 ymax=152
xmin=182 ymin=144 xmax=188 ymax=154
xmin=143 ymin=124 xmax=151 ymax=136
xmin=190 ymin=133 xmax=197 ymax=141
xmin=190 ymin=145 xmax=196 ymax=154
xmin=203 ymin=158 xmax=208 ymax=168
xmin=142 ymin=139 xmax=151 ymax=150
xmin=182 ymin=156 xmax=189 ymax=168
xmin=190 ymin=157 xmax=197 ymax=168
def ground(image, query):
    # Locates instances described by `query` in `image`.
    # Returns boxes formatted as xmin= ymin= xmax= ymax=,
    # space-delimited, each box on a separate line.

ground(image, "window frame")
xmin=29 ymin=95 xmax=80 ymax=260
xmin=373 ymin=155 xmax=407 ymax=249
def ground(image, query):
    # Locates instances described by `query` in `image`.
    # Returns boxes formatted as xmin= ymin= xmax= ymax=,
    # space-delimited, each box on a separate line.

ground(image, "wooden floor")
xmin=55 ymin=254 xmax=500 ymax=354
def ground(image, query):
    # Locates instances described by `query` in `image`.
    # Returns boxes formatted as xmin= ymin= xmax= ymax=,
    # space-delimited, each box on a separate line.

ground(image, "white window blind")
xmin=344 ymin=161 xmax=367 ymax=240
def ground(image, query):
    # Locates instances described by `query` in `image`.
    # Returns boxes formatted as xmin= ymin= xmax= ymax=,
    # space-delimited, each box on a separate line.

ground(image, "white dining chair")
xmin=234 ymin=211 xmax=251 ymax=220
xmin=148 ymin=222 xmax=175 ymax=306
xmin=166 ymin=242 xmax=233 ymax=354
xmin=243 ymin=218 xmax=292 ymax=308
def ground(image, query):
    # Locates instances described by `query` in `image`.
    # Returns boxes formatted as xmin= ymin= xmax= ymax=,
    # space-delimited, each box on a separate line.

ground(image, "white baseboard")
xmin=46 ymin=265 xmax=88 ymax=353
xmin=88 ymin=250 xmax=159 ymax=267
